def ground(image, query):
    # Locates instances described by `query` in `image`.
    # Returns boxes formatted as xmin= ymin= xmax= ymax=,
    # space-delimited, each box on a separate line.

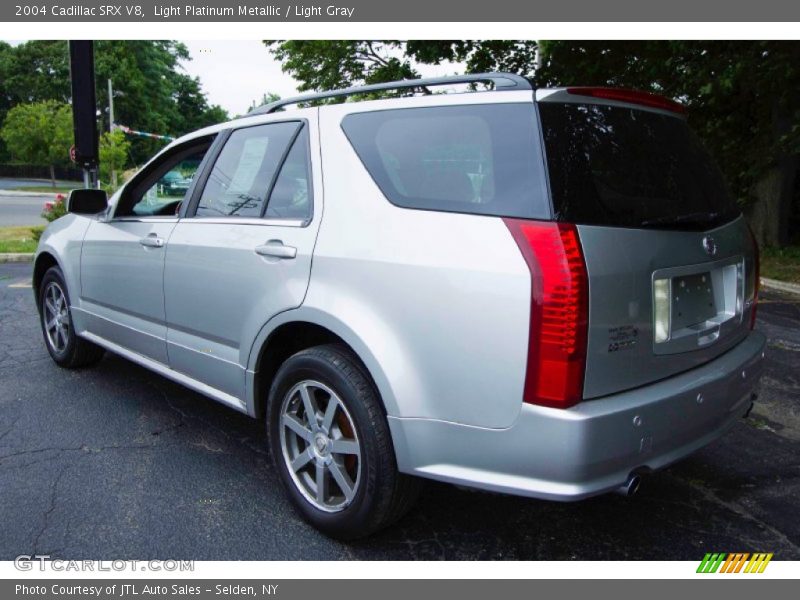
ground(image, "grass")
xmin=0 ymin=226 xmax=44 ymax=254
xmin=10 ymin=185 xmax=76 ymax=194
xmin=761 ymin=246 xmax=800 ymax=285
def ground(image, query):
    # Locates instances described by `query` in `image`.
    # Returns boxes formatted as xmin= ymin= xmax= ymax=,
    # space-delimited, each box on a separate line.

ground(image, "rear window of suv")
xmin=341 ymin=103 xmax=549 ymax=219
xmin=539 ymin=102 xmax=740 ymax=230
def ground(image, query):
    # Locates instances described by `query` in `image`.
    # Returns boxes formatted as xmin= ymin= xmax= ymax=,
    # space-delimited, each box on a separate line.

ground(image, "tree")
xmin=249 ymin=92 xmax=281 ymax=113
xmin=99 ymin=129 xmax=131 ymax=191
xmin=1 ymin=100 xmax=73 ymax=186
xmin=266 ymin=40 xmax=800 ymax=247
xmin=264 ymin=41 xmax=541 ymax=92
xmin=265 ymin=41 xmax=418 ymax=92
xmin=2 ymin=41 xmax=228 ymax=166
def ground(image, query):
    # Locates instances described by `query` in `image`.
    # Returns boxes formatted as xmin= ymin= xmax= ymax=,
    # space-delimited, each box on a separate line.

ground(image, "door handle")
xmin=255 ymin=241 xmax=297 ymax=259
xmin=139 ymin=234 xmax=165 ymax=248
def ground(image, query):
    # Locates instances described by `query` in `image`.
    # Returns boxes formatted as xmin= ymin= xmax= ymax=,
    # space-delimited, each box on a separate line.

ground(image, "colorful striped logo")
xmin=697 ymin=553 xmax=773 ymax=573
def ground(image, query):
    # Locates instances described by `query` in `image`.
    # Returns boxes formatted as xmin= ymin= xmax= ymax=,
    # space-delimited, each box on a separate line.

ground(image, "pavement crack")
xmin=682 ymin=477 xmax=800 ymax=555
xmin=148 ymin=380 xmax=268 ymax=457
xmin=32 ymin=468 xmax=66 ymax=554
xmin=0 ymin=443 xmax=172 ymax=462
xmin=0 ymin=415 xmax=20 ymax=442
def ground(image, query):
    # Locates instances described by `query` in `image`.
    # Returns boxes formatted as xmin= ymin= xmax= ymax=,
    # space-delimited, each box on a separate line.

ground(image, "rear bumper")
xmin=389 ymin=331 xmax=766 ymax=500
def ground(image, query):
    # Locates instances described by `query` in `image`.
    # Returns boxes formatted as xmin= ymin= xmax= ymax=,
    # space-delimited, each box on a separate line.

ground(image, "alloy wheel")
xmin=42 ymin=281 xmax=70 ymax=354
xmin=279 ymin=380 xmax=362 ymax=512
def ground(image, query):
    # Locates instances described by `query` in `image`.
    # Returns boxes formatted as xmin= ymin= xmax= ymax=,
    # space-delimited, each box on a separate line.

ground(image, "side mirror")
xmin=67 ymin=189 xmax=108 ymax=215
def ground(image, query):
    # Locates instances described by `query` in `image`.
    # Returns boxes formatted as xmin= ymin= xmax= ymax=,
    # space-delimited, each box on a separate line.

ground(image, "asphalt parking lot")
xmin=0 ymin=260 xmax=798 ymax=560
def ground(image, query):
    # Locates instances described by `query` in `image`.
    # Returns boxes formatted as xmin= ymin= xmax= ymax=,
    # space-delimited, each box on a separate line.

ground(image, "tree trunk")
xmin=747 ymin=156 xmax=798 ymax=248
xmin=746 ymin=98 xmax=799 ymax=248
xmin=49 ymin=164 xmax=56 ymax=188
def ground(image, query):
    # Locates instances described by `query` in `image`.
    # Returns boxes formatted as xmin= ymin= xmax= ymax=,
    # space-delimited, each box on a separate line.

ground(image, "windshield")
xmin=539 ymin=102 xmax=740 ymax=230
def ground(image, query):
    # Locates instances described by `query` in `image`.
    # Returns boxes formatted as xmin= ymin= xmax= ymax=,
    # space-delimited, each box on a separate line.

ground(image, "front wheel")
xmin=267 ymin=344 xmax=421 ymax=539
xmin=38 ymin=266 xmax=104 ymax=368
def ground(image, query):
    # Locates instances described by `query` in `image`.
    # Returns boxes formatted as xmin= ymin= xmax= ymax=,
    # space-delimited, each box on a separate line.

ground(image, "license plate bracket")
xmin=671 ymin=271 xmax=715 ymax=331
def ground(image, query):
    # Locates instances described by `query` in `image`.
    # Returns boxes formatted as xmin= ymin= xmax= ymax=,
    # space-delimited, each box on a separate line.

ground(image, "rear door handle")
xmin=139 ymin=234 xmax=165 ymax=248
xmin=255 ymin=241 xmax=297 ymax=259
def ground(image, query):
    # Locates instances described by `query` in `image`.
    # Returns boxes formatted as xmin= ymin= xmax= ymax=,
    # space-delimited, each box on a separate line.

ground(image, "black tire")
xmin=267 ymin=343 xmax=421 ymax=540
xmin=38 ymin=266 xmax=104 ymax=368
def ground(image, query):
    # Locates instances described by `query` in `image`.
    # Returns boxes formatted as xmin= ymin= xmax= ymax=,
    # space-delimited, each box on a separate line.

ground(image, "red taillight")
xmin=504 ymin=220 xmax=589 ymax=409
xmin=566 ymin=87 xmax=686 ymax=114
xmin=748 ymin=227 xmax=760 ymax=329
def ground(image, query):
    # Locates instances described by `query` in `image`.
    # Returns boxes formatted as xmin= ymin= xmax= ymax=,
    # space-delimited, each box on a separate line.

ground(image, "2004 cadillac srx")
xmin=34 ymin=73 xmax=765 ymax=538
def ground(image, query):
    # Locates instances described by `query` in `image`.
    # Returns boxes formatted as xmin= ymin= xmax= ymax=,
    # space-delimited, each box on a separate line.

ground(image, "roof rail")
xmin=246 ymin=72 xmax=533 ymax=117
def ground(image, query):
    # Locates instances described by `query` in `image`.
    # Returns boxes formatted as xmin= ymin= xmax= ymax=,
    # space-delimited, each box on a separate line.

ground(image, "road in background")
xmin=0 ymin=192 xmax=50 ymax=227
xmin=0 ymin=260 xmax=798 ymax=560
xmin=0 ymin=179 xmax=81 ymax=227
xmin=0 ymin=178 xmax=77 ymax=190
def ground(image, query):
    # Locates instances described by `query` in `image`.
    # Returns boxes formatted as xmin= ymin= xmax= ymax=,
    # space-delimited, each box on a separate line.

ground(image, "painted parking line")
xmin=8 ymin=280 xmax=32 ymax=288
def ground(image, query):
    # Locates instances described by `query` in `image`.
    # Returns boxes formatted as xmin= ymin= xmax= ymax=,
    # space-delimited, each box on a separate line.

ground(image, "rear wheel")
xmin=38 ymin=266 xmax=104 ymax=368
xmin=267 ymin=344 xmax=421 ymax=539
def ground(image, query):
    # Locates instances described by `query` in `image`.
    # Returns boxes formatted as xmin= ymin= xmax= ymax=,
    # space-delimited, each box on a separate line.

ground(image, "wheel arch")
xmin=32 ymin=251 xmax=61 ymax=309
xmin=247 ymin=309 xmax=400 ymax=423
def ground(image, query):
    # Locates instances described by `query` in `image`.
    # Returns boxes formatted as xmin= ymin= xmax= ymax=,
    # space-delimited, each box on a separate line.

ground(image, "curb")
xmin=0 ymin=190 xmax=61 ymax=198
xmin=760 ymin=277 xmax=800 ymax=297
xmin=0 ymin=253 xmax=34 ymax=263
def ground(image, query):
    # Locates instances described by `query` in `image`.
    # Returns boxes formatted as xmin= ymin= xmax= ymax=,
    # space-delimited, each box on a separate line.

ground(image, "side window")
xmin=265 ymin=125 xmax=313 ymax=220
xmin=133 ymin=153 xmax=205 ymax=216
xmin=341 ymin=103 xmax=548 ymax=220
xmin=196 ymin=122 xmax=300 ymax=218
xmin=115 ymin=139 xmax=212 ymax=218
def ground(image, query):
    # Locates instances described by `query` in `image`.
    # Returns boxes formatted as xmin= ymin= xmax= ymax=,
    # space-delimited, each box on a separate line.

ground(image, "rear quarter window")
xmin=341 ymin=103 xmax=549 ymax=220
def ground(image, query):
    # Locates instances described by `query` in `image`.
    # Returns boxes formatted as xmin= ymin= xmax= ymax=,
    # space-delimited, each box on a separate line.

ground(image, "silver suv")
xmin=34 ymin=73 xmax=765 ymax=539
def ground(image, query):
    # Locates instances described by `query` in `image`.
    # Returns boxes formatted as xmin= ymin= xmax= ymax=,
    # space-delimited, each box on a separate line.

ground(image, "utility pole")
xmin=107 ymin=78 xmax=117 ymax=189
xmin=68 ymin=41 xmax=99 ymax=189
xmin=107 ymin=79 xmax=115 ymax=132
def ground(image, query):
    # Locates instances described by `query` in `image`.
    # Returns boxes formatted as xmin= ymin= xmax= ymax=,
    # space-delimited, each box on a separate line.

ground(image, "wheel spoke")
xmin=299 ymin=384 xmax=319 ymax=429
xmin=56 ymin=326 xmax=66 ymax=350
xmin=329 ymin=461 xmax=355 ymax=502
xmin=282 ymin=414 xmax=313 ymax=441
xmin=290 ymin=448 xmax=314 ymax=472
xmin=321 ymin=397 xmax=338 ymax=431
xmin=315 ymin=462 xmax=328 ymax=503
xmin=46 ymin=316 xmax=58 ymax=331
xmin=330 ymin=438 xmax=360 ymax=456
xmin=45 ymin=299 xmax=57 ymax=316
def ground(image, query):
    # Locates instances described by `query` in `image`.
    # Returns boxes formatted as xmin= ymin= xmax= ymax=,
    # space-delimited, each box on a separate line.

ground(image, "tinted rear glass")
xmin=539 ymin=102 xmax=740 ymax=230
xmin=341 ymin=103 xmax=549 ymax=219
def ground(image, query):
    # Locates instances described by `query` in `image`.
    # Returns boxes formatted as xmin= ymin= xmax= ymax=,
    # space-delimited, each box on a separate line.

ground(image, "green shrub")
xmin=41 ymin=193 xmax=67 ymax=222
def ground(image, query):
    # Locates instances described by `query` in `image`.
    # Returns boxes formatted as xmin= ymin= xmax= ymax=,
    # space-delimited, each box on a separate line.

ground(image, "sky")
xmin=180 ymin=40 xmax=302 ymax=115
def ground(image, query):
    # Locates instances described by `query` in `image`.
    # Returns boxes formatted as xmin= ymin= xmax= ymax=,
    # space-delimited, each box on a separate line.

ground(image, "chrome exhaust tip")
xmin=615 ymin=474 xmax=641 ymax=497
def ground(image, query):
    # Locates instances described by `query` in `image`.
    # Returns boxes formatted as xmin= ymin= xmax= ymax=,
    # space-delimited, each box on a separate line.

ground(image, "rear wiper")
xmin=641 ymin=211 xmax=720 ymax=228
